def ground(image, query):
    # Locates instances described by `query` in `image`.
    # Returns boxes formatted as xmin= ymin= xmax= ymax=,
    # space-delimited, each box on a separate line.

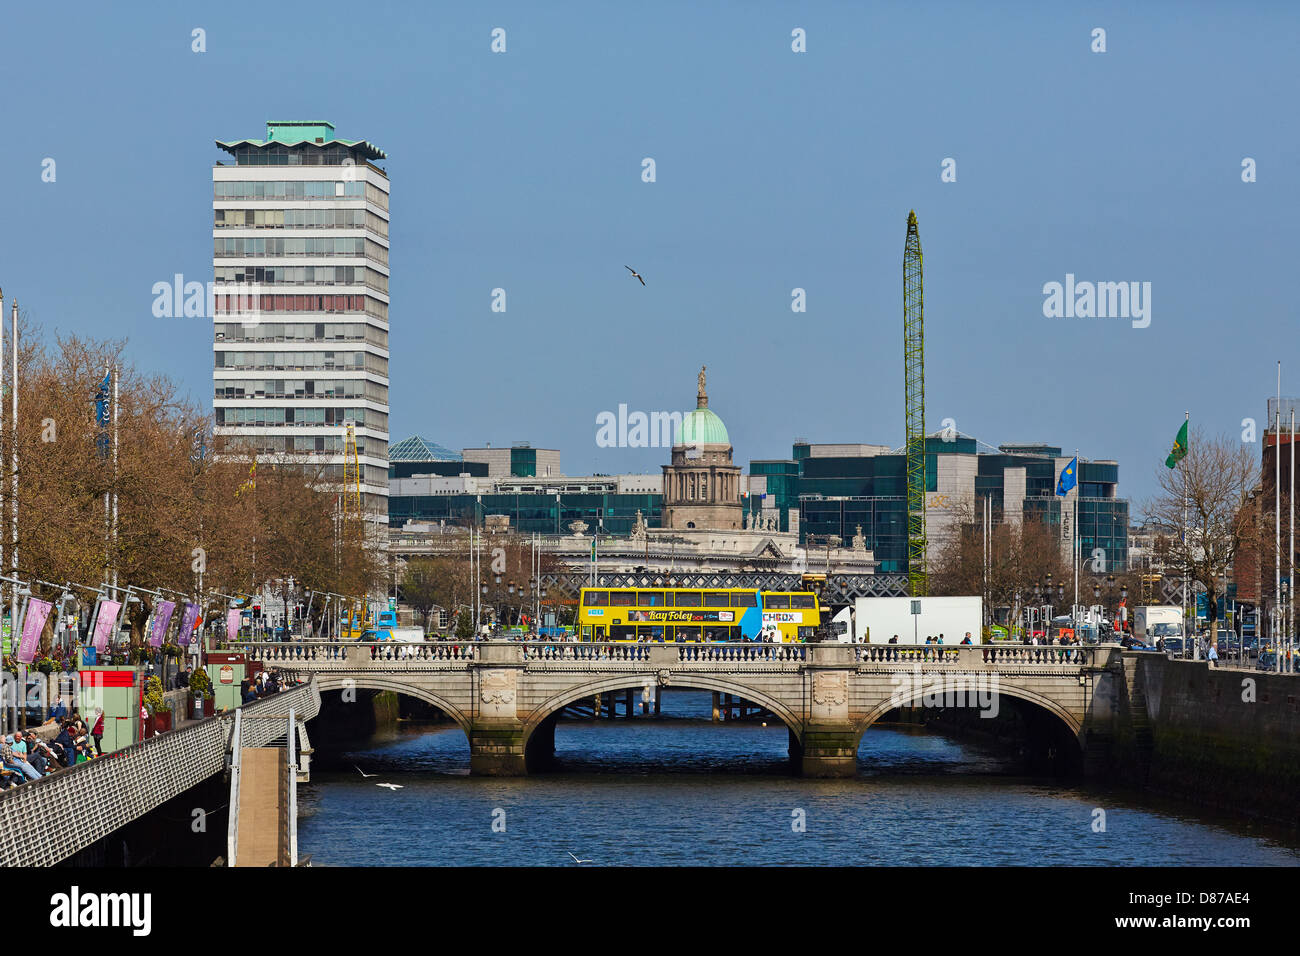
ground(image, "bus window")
xmin=584 ymin=591 xmax=609 ymax=607
xmin=704 ymin=592 xmax=730 ymax=607
xmin=765 ymin=594 xmax=790 ymax=609
xmin=798 ymin=626 xmax=816 ymax=641
xmin=731 ymin=592 xmax=757 ymax=607
xmin=673 ymin=591 xmax=701 ymax=607
xmin=610 ymin=591 xmax=635 ymax=606
xmin=639 ymin=625 xmax=665 ymax=642
xmin=610 ymin=625 xmax=636 ymax=641
xmin=677 ymin=626 xmax=702 ymax=643
xmin=791 ymin=594 xmax=815 ymax=609
xmin=581 ymin=625 xmax=592 ymax=639
xmin=637 ymin=591 xmax=666 ymax=607
xmin=594 ymin=625 xmax=605 ymax=640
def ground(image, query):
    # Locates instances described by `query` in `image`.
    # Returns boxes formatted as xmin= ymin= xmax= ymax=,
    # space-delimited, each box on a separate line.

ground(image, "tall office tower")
xmin=212 ymin=121 xmax=390 ymax=521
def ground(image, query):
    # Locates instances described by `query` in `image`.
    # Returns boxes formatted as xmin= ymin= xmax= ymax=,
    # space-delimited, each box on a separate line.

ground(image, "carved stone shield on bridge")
xmin=480 ymin=669 xmax=518 ymax=718
xmin=811 ymin=671 xmax=849 ymax=721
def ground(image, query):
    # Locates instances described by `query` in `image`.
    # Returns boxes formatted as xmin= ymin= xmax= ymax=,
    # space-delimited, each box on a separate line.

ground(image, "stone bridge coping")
xmin=237 ymin=641 xmax=1114 ymax=672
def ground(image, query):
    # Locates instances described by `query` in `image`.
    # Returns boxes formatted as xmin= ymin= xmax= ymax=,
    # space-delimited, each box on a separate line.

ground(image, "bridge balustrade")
xmin=677 ymin=644 xmax=806 ymax=664
xmin=856 ymin=644 xmax=1094 ymax=667
xmin=240 ymin=642 xmax=476 ymax=664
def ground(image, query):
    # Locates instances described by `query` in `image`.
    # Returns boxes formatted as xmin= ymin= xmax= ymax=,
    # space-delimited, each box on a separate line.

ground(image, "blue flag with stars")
xmin=1056 ymin=456 xmax=1078 ymax=496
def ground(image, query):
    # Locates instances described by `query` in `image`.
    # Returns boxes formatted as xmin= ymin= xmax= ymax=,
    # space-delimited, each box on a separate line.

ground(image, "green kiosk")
xmin=206 ymin=652 xmax=247 ymax=711
xmin=78 ymin=666 xmax=141 ymax=752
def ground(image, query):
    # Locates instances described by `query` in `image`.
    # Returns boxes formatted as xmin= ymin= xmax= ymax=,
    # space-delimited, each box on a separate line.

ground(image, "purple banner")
xmin=17 ymin=599 xmax=53 ymax=665
xmin=227 ymin=608 xmax=242 ymax=642
xmin=176 ymin=602 xmax=199 ymax=646
xmin=92 ymin=600 xmax=122 ymax=653
xmin=150 ymin=600 xmax=176 ymax=648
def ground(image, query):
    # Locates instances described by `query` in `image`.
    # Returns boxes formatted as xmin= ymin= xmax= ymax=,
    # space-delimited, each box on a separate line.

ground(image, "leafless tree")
xmin=1143 ymin=427 xmax=1258 ymax=646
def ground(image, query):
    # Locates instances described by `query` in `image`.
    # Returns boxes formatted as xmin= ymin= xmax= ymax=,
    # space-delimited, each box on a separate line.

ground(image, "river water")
xmin=296 ymin=691 xmax=1299 ymax=866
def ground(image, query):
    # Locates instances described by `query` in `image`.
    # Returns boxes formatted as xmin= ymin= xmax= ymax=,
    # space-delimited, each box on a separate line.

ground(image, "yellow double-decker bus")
xmin=577 ymin=587 xmax=820 ymax=643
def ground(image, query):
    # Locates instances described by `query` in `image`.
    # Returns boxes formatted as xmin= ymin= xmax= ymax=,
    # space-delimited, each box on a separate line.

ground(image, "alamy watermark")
xmin=596 ymin=406 xmax=688 ymax=449
xmin=1042 ymin=274 xmax=1151 ymax=328
xmin=888 ymin=665 xmax=1001 ymax=718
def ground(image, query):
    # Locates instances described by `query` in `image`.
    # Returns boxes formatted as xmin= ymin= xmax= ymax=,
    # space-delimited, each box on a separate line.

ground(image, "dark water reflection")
xmin=297 ymin=691 xmax=1300 ymax=867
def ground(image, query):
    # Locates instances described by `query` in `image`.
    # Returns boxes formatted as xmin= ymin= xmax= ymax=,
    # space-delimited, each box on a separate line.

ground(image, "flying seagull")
xmin=567 ymin=852 xmax=593 ymax=864
xmin=376 ymin=782 xmax=404 ymax=790
xmin=624 ymin=265 xmax=645 ymax=286
xmin=354 ymin=765 xmax=376 ymax=778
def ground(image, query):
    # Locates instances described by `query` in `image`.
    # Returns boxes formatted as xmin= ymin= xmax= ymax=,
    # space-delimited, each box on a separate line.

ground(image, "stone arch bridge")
xmin=246 ymin=641 xmax=1133 ymax=776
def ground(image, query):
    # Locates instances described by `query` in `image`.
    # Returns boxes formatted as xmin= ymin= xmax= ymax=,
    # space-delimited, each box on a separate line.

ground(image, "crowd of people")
xmin=0 ymin=701 xmax=104 ymax=789
xmin=239 ymin=668 xmax=285 ymax=705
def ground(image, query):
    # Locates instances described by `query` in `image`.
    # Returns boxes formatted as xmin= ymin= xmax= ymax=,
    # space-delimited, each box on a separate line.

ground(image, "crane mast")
xmin=904 ymin=210 xmax=928 ymax=597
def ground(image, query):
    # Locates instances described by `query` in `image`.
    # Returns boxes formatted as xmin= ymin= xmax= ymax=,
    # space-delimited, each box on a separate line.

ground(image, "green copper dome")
xmin=676 ymin=407 xmax=730 ymax=447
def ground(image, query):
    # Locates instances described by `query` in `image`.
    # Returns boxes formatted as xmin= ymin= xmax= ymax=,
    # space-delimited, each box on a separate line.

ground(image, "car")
xmin=1161 ymin=637 xmax=1186 ymax=655
xmin=1120 ymin=635 xmax=1153 ymax=651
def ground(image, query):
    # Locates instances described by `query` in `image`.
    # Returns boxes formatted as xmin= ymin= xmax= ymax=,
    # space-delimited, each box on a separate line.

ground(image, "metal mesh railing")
xmin=0 ymin=681 xmax=318 ymax=867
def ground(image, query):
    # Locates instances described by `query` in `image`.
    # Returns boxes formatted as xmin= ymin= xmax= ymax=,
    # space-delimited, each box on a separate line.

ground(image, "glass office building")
xmin=761 ymin=439 xmax=1128 ymax=575
xmin=389 ymin=490 xmax=663 ymax=536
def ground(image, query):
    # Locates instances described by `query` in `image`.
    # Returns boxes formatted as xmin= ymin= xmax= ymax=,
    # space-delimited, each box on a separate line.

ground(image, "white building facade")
xmin=212 ymin=121 xmax=390 ymax=518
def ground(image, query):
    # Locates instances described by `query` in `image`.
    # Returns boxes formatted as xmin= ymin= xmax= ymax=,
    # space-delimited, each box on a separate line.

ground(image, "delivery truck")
xmin=831 ymin=596 xmax=983 ymax=645
xmin=1132 ymin=605 xmax=1184 ymax=646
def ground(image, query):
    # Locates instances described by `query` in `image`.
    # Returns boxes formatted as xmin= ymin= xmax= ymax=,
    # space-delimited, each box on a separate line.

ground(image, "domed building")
xmin=662 ymin=367 xmax=743 ymax=530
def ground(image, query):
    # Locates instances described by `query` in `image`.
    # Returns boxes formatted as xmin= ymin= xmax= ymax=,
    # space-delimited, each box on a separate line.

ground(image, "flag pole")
xmin=1290 ymin=407 xmax=1295 ymax=673
xmin=1276 ymin=364 xmax=1282 ymax=672
xmin=1073 ymin=448 xmax=1079 ymax=628
xmin=1182 ymin=411 xmax=1190 ymax=658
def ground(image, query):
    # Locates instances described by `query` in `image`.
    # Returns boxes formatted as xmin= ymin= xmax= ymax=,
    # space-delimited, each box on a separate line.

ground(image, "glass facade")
xmin=774 ymin=441 xmax=1128 ymax=576
xmin=389 ymin=492 xmax=664 ymax=536
xmin=511 ymin=447 xmax=538 ymax=477
xmin=799 ymin=496 xmax=909 ymax=572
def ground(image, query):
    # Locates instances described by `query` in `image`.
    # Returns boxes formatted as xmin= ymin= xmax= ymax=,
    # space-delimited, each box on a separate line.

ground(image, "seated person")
xmin=53 ymin=722 xmax=76 ymax=767
xmin=1 ymin=735 xmax=40 ymax=781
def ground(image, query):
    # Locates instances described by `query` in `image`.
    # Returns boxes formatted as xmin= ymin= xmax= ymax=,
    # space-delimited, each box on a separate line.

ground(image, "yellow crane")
xmin=340 ymin=420 xmax=370 ymax=638
xmin=904 ymin=210 xmax=928 ymax=597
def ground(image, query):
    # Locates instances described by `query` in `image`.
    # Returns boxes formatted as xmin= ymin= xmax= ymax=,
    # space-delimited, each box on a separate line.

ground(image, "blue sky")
xmin=1 ymin=1 xmax=1297 ymax=506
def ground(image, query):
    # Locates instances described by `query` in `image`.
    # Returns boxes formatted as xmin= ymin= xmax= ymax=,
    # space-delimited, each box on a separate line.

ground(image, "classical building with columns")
xmin=662 ymin=367 xmax=743 ymax=531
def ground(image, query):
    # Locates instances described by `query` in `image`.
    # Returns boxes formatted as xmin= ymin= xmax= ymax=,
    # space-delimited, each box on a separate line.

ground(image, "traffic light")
xmin=252 ymin=605 xmax=261 ymax=619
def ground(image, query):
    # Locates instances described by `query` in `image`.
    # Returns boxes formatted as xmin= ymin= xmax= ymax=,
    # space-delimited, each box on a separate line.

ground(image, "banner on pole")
xmin=227 ymin=608 xmax=242 ymax=642
xmin=150 ymin=600 xmax=176 ymax=647
xmin=17 ymin=599 xmax=53 ymax=665
xmin=92 ymin=600 xmax=122 ymax=652
xmin=176 ymin=602 xmax=199 ymax=646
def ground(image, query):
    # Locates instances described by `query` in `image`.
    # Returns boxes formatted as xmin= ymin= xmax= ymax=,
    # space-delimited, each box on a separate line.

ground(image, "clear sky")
xmin=1 ymin=1 xmax=1297 ymax=507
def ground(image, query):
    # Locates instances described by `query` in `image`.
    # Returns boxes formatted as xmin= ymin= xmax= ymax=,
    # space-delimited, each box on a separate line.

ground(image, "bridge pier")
xmin=797 ymin=727 xmax=859 ymax=777
xmin=469 ymin=720 xmax=529 ymax=775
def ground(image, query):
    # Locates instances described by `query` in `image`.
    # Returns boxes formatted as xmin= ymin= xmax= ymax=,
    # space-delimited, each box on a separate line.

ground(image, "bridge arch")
xmin=857 ymin=682 xmax=1083 ymax=738
xmin=314 ymin=675 xmax=472 ymax=736
xmin=853 ymin=681 xmax=1085 ymax=759
xmin=522 ymin=674 xmax=803 ymax=741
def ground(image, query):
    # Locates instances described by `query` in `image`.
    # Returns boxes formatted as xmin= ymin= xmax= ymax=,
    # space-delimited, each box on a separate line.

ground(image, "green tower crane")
xmin=904 ymin=210 xmax=927 ymax=596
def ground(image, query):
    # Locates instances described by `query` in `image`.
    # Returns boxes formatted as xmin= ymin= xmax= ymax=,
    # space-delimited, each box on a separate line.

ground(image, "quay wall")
xmin=1134 ymin=656 xmax=1300 ymax=827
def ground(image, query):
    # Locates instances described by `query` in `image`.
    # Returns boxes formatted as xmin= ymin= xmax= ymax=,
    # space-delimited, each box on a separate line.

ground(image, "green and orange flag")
xmin=1165 ymin=420 xmax=1189 ymax=469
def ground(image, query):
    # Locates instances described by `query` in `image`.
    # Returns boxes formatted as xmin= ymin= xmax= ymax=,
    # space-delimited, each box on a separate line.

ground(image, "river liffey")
xmin=297 ymin=692 xmax=1299 ymax=867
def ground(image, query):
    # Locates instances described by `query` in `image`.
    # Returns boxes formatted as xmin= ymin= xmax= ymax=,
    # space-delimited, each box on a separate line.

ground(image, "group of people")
xmin=883 ymin=632 xmax=976 ymax=645
xmin=0 ymin=701 xmax=104 ymax=789
xmin=238 ymin=669 xmax=284 ymax=704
